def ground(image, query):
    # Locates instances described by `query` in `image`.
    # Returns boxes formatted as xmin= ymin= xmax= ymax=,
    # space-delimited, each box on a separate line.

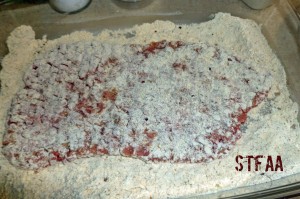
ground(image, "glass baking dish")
xmin=0 ymin=0 xmax=299 ymax=198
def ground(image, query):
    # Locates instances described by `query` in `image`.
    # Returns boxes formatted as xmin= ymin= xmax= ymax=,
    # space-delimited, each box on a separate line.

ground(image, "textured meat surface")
xmin=2 ymin=40 xmax=272 ymax=169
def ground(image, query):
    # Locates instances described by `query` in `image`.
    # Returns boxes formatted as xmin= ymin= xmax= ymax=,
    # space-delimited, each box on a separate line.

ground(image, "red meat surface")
xmin=2 ymin=41 xmax=270 ymax=169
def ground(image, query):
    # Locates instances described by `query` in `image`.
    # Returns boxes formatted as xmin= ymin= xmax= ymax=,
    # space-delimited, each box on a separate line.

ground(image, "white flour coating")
xmin=3 ymin=40 xmax=272 ymax=169
xmin=0 ymin=13 xmax=300 ymax=198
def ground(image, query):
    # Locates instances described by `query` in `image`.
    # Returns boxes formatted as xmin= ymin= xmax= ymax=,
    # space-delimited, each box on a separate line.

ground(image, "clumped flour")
xmin=0 ymin=13 xmax=300 ymax=198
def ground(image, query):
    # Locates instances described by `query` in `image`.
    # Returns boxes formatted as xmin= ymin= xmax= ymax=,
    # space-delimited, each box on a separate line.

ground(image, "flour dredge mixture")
xmin=0 ymin=13 xmax=300 ymax=198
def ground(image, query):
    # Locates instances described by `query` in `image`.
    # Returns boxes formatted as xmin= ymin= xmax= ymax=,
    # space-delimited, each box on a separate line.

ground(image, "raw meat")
xmin=2 ymin=40 xmax=271 ymax=169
